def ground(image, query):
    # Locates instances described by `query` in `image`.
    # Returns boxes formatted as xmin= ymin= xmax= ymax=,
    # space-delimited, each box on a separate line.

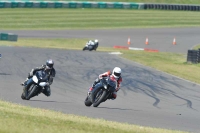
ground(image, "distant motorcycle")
xmin=84 ymin=76 xmax=116 ymax=107
xmin=83 ymin=42 xmax=98 ymax=51
xmin=21 ymin=70 xmax=49 ymax=100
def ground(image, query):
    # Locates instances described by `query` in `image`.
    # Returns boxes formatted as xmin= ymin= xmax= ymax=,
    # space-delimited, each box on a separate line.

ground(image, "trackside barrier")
xmin=0 ymin=1 xmax=199 ymax=11
xmin=0 ymin=1 xmax=143 ymax=9
xmin=144 ymin=3 xmax=200 ymax=11
xmin=187 ymin=49 xmax=200 ymax=64
xmin=0 ymin=33 xmax=18 ymax=41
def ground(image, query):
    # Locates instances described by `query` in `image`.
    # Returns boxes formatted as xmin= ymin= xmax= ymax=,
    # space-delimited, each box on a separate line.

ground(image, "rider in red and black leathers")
xmin=21 ymin=59 xmax=56 ymax=97
xmin=89 ymin=67 xmax=122 ymax=100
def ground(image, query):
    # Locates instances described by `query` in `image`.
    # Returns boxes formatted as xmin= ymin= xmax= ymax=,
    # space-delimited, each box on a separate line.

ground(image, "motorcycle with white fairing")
xmin=83 ymin=41 xmax=98 ymax=51
xmin=21 ymin=70 xmax=49 ymax=100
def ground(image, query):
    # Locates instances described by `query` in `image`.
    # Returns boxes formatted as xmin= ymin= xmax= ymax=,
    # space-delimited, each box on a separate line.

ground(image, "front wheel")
xmin=93 ymin=90 xmax=107 ymax=107
xmin=21 ymin=93 xmax=25 ymax=100
xmin=84 ymin=95 xmax=92 ymax=107
xmin=26 ymin=85 xmax=38 ymax=100
xmin=21 ymin=81 xmax=33 ymax=100
xmin=83 ymin=47 xmax=87 ymax=51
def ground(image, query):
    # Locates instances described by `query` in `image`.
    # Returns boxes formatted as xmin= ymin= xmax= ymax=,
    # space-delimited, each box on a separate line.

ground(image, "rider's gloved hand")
xmin=98 ymin=75 xmax=102 ymax=79
xmin=42 ymin=65 xmax=46 ymax=69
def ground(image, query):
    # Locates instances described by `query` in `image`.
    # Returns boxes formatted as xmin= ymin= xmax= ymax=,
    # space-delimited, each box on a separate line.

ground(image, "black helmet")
xmin=46 ymin=59 xmax=54 ymax=69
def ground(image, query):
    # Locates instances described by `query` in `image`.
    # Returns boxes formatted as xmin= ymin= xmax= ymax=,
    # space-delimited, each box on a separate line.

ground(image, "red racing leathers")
xmin=90 ymin=71 xmax=122 ymax=99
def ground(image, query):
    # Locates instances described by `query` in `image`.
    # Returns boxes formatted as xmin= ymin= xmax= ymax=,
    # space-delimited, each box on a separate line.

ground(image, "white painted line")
xmin=109 ymin=52 xmax=123 ymax=55
xmin=129 ymin=47 xmax=144 ymax=50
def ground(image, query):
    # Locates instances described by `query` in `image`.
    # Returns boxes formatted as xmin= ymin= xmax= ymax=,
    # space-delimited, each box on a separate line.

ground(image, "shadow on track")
xmin=97 ymin=106 xmax=139 ymax=111
xmin=29 ymin=99 xmax=70 ymax=104
xmin=0 ymin=73 xmax=11 ymax=75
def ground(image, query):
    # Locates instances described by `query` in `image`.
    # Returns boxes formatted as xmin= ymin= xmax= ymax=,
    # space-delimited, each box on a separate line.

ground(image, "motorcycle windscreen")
xmin=36 ymin=70 xmax=49 ymax=82
xmin=107 ymin=78 xmax=117 ymax=92
xmin=93 ymin=82 xmax=102 ymax=90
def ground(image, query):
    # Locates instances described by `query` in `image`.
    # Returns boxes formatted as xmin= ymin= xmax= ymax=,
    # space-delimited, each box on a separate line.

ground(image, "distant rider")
xmin=21 ymin=59 xmax=56 ymax=97
xmin=88 ymin=67 xmax=122 ymax=100
xmin=87 ymin=39 xmax=99 ymax=47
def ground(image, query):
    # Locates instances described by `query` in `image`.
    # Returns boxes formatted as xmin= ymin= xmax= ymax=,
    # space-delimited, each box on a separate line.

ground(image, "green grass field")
xmin=0 ymin=100 xmax=187 ymax=133
xmin=1 ymin=9 xmax=200 ymax=30
xmin=0 ymin=7 xmax=199 ymax=133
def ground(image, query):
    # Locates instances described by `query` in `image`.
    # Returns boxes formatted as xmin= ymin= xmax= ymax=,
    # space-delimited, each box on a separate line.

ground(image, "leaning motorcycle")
xmin=84 ymin=76 xmax=116 ymax=107
xmin=21 ymin=70 xmax=49 ymax=100
xmin=82 ymin=43 xmax=98 ymax=51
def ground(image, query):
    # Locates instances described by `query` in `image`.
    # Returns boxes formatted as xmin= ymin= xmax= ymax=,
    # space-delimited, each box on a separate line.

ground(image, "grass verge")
xmin=1 ymin=9 xmax=200 ymax=30
xmin=0 ymin=100 xmax=187 ymax=133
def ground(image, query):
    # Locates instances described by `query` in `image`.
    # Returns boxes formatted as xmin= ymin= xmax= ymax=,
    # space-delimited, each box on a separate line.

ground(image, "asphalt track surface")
xmin=0 ymin=28 xmax=200 ymax=133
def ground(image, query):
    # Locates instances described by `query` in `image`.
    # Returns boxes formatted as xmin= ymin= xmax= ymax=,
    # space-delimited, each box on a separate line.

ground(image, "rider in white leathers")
xmin=87 ymin=39 xmax=98 ymax=46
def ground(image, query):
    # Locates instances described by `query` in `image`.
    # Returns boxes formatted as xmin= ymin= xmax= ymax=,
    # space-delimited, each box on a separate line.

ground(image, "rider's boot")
xmin=107 ymin=93 xmax=115 ymax=100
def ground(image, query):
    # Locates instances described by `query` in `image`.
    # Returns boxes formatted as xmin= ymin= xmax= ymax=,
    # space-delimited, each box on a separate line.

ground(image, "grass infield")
xmin=0 ymin=9 xmax=200 ymax=30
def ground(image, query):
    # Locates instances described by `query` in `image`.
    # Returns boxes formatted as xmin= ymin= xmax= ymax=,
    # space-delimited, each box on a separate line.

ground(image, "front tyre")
xmin=84 ymin=96 xmax=92 ymax=107
xmin=22 ymin=82 xmax=32 ymax=100
xmin=21 ymin=93 xmax=25 ymax=100
xmin=93 ymin=90 xmax=107 ymax=107
xmin=83 ymin=47 xmax=87 ymax=51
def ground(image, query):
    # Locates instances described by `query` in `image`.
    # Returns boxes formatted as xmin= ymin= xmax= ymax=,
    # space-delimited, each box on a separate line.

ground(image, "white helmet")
xmin=112 ymin=67 xmax=121 ymax=78
xmin=94 ymin=39 xmax=98 ymax=43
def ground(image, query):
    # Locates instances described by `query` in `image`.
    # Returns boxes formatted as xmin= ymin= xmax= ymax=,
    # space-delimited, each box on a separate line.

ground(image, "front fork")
xmin=23 ymin=79 xmax=33 ymax=99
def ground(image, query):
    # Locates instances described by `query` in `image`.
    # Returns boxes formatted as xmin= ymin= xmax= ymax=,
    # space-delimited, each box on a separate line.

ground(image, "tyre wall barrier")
xmin=187 ymin=49 xmax=200 ymax=64
xmin=0 ymin=33 xmax=18 ymax=41
xmin=0 ymin=1 xmax=199 ymax=11
xmin=144 ymin=3 xmax=200 ymax=11
xmin=0 ymin=1 xmax=144 ymax=9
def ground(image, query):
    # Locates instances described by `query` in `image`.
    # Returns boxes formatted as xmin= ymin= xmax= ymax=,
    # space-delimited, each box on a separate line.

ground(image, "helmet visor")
xmin=114 ymin=72 xmax=121 ymax=77
xmin=48 ymin=63 xmax=53 ymax=68
xmin=46 ymin=65 xmax=53 ymax=70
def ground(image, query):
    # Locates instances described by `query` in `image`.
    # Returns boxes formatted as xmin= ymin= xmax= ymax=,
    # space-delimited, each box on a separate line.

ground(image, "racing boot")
xmin=107 ymin=93 xmax=116 ymax=100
